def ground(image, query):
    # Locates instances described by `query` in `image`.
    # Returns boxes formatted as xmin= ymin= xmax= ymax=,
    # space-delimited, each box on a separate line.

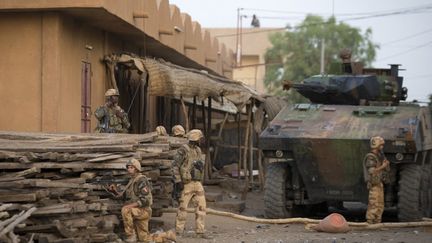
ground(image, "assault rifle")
xmin=99 ymin=111 xmax=116 ymax=133
xmin=88 ymin=176 xmax=130 ymax=196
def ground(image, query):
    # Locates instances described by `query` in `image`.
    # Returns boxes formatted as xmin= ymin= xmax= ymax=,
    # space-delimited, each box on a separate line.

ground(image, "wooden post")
xmin=201 ymin=100 xmax=207 ymax=136
xmin=207 ymin=97 xmax=212 ymax=179
xmin=249 ymin=100 xmax=255 ymax=184
xmin=143 ymin=76 xmax=148 ymax=132
xmin=180 ymin=97 xmax=189 ymax=132
xmin=170 ymin=98 xmax=175 ymax=129
xmin=242 ymin=104 xmax=251 ymax=182
xmin=212 ymin=112 xmax=229 ymax=163
xmin=258 ymin=149 xmax=264 ymax=190
xmin=237 ymin=112 xmax=242 ymax=180
xmin=192 ymin=96 xmax=197 ymax=129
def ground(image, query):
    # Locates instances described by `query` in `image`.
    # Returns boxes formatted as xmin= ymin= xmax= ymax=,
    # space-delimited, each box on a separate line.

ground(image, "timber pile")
xmin=0 ymin=131 xmax=186 ymax=243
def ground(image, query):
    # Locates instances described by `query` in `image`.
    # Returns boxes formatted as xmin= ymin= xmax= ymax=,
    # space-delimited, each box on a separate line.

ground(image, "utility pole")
xmin=235 ymin=8 xmax=243 ymax=66
xmin=320 ymin=39 xmax=325 ymax=74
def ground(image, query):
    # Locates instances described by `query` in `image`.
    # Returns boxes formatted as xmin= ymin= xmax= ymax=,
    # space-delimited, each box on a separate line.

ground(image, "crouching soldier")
xmin=108 ymin=158 xmax=176 ymax=242
xmin=173 ymin=129 xmax=211 ymax=239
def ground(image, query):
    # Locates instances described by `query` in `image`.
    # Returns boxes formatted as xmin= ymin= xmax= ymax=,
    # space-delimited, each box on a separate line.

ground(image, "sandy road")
xmin=153 ymin=190 xmax=432 ymax=243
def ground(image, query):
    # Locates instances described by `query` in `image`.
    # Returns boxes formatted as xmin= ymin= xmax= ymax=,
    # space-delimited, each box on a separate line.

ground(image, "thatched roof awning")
xmin=104 ymin=54 xmax=263 ymax=110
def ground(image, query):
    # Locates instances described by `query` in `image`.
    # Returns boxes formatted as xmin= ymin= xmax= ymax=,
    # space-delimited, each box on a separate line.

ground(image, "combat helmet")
xmin=155 ymin=126 xmax=168 ymax=136
xmin=172 ymin=125 xmax=186 ymax=137
xmin=105 ymin=88 xmax=119 ymax=97
xmin=370 ymin=136 xmax=385 ymax=149
xmin=126 ymin=158 xmax=141 ymax=172
xmin=187 ymin=129 xmax=203 ymax=141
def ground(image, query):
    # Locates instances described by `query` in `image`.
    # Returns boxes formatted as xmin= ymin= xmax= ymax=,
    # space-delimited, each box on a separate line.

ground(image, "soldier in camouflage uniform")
xmin=94 ymin=89 xmax=130 ymax=133
xmin=109 ymin=159 xmax=175 ymax=243
xmin=363 ymin=136 xmax=390 ymax=224
xmin=173 ymin=129 xmax=211 ymax=238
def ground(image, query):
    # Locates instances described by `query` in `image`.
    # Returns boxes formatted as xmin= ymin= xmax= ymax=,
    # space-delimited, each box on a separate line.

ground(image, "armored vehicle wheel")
xmin=397 ymin=164 xmax=430 ymax=221
xmin=264 ymin=162 xmax=289 ymax=218
xmin=420 ymin=162 xmax=432 ymax=218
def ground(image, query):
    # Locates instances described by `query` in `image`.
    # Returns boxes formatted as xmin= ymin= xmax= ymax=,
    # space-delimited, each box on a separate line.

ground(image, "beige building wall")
xmin=206 ymin=28 xmax=282 ymax=94
xmin=233 ymin=55 xmax=262 ymax=92
xmin=0 ymin=13 xmax=42 ymax=132
xmin=0 ymin=1 xmax=245 ymax=133
xmin=0 ymin=12 xmax=144 ymax=132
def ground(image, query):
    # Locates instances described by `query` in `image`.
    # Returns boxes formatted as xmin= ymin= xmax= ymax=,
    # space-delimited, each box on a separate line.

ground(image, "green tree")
xmin=428 ymin=94 xmax=432 ymax=108
xmin=264 ymin=15 xmax=379 ymax=99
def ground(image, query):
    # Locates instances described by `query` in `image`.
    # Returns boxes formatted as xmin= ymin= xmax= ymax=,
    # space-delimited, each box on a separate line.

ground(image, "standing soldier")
xmin=363 ymin=136 xmax=390 ymax=224
xmin=174 ymin=129 xmax=211 ymax=238
xmin=108 ymin=158 xmax=175 ymax=242
xmin=95 ymin=88 xmax=130 ymax=133
xmin=172 ymin=125 xmax=186 ymax=137
xmin=171 ymin=125 xmax=186 ymax=203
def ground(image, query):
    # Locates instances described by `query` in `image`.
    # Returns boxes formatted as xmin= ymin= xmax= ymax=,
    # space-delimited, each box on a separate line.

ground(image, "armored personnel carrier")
xmin=259 ymin=55 xmax=432 ymax=221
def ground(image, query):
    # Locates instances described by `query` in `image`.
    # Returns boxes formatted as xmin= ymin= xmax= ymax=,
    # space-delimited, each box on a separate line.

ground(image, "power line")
xmin=378 ymin=40 xmax=432 ymax=61
xmin=214 ymin=5 xmax=432 ymax=38
xmin=382 ymin=27 xmax=432 ymax=45
xmin=339 ymin=6 xmax=432 ymax=22
xmin=242 ymin=4 xmax=432 ymax=17
xmin=406 ymin=73 xmax=432 ymax=80
xmin=214 ymin=28 xmax=286 ymax=38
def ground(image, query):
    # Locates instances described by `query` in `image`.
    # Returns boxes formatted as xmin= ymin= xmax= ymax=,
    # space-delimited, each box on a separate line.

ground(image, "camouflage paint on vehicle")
xmin=260 ymin=53 xmax=432 ymax=220
xmin=261 ymin=103 xmax=430 ymax=203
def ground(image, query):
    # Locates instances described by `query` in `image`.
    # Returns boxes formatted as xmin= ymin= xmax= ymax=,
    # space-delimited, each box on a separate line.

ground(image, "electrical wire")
xmin=242 ymin=4 xmax=432 ymax=17
xmin=214 ymin=4 xmax=432 ymax=38
xmin=382 ymin=27 xmax=432 ymax=45
xmin=378 ymin=40 xmax=432 ymax=61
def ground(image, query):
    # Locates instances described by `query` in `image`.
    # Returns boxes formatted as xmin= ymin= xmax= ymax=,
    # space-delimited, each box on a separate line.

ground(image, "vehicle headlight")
xmin=275 ymin=150 xmax=283 ymax=158
xmin=395 ymin=153 xmax=404 ymax=161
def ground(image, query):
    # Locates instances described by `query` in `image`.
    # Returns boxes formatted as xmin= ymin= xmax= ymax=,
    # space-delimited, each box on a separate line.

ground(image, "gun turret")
xmin=284 ymin=51 xmax=408 ymax=106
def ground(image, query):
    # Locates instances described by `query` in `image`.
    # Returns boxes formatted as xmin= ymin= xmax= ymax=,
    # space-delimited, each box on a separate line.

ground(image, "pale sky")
xmin=169 ymin=0 xmax=432 ymax=102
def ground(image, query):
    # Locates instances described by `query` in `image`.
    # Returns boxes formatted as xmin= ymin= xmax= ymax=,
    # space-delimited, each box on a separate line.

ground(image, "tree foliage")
xmin=429 ymin=94 xmax=432 ymax=108
xmin=264 ymin=15 xmax=379 ymax=99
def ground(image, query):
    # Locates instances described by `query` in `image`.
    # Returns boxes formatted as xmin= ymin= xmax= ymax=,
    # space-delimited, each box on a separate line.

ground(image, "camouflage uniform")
xmin=122 ymin=174 xmax=153 ymax=242
xmin=174 ymin=130 xmax=207 ymax=234
xmin=363 ymin=150 xmax=389 ymax=224
xmin=95 ymin=105 xmax=130 ymax=133
xmin=95 ymin=89 xmax=130 ymax=133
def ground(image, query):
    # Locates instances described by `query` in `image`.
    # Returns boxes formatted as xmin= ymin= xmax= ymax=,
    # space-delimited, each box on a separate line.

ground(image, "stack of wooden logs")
xmin=0 ymin=131 xmax=185 ymax=243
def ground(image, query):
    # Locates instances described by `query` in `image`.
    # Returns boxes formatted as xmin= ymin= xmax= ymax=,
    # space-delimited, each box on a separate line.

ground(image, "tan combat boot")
xmin=124 ymin=235 xmax=137 ymax=243
xmin=165 ymin=230 xmax=176 ymax=241
xmin=195 ymin=232 xmax=213 ymax=239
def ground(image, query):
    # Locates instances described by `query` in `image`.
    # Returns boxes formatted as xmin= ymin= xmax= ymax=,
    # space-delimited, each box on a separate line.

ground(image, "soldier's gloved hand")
xmin=194 ymin=160 xmax=204 ymax=171
xmin=108 ymin=184 xmax=117 ymax=191
xmin=115 ymin=109 xmax=125 ymax=118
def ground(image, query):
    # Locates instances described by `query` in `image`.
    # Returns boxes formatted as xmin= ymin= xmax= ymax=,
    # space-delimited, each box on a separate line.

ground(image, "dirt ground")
xmin=154 ymin=186 xmax=432 ymax=243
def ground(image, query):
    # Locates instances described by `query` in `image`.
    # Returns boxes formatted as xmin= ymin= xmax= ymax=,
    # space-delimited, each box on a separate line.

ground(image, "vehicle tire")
xmin=264 ymin=162 xmax=289 ymax=218
xmin=397 ymin=164 xmax=423 ymax=221
xmin=420 ymin=162 xmax=432 ymax=218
